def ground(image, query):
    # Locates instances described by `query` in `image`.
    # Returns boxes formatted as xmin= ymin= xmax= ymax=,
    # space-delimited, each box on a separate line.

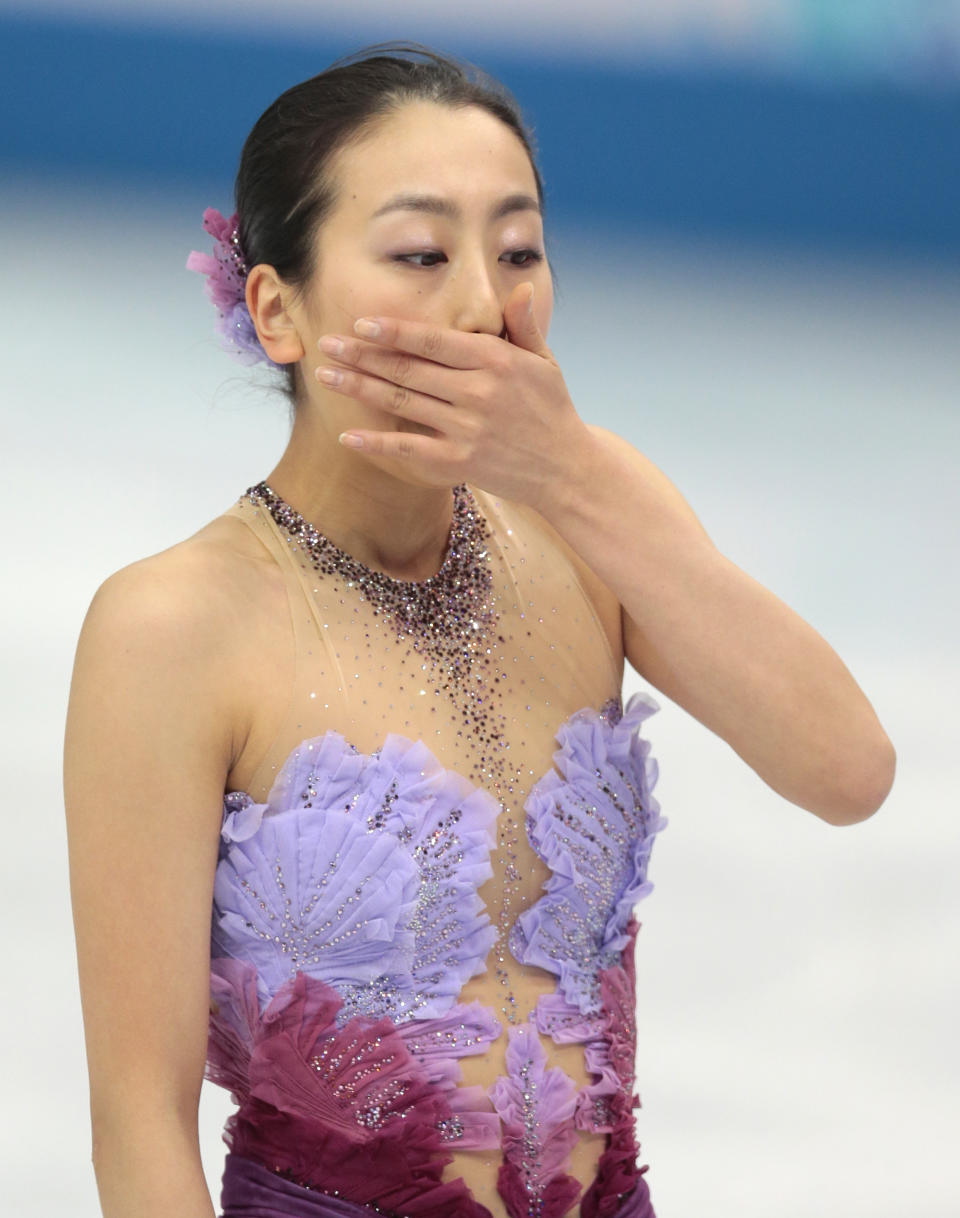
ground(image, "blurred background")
xmin=2 ymin=2 xmax=957 ymax=1215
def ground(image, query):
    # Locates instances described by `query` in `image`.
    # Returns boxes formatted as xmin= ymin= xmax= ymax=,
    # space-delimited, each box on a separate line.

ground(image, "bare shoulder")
xmin=75 ymin=510 xmax=290 ymax=774
xmin=88 ymin=510 xmax=284 ymax=648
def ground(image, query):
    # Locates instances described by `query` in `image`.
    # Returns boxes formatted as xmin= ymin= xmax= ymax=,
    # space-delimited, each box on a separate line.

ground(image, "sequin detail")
xmin=487 ymin=1023 xmax=582 ymax=1218
xmin=206 ymin=478 xmax=665 ymax=1218
xmin=246 ymin=480 xmax=492 ymax=647
xmin=244 ymin=479 xmax=536 ymax=1027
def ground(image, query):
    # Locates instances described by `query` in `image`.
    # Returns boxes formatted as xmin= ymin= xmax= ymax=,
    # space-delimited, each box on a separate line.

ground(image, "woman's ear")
xmin=245 ymin=265 xmax=305 ymax=365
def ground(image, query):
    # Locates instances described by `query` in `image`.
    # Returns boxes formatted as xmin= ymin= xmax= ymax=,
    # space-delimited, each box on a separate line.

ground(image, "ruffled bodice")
xmin=206 ymin=482 xmax=666 ymax=1218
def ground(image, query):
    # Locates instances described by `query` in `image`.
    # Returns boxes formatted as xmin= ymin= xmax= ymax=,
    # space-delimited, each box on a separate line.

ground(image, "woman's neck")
xmin=264 ymin=409 xmax=457 ymax=583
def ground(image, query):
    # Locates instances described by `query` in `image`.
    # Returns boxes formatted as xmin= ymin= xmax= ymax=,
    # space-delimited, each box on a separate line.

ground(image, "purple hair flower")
xmin=186 ymin=207 xmax=284 ymax=369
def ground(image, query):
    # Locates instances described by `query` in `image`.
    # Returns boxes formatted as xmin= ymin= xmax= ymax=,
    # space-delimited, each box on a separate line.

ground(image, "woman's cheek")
xmin=382 ymin=283 xmax=438 ymax=321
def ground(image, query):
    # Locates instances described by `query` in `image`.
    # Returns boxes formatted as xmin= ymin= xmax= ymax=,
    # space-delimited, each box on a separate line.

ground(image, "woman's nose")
xmin=448 ymin=258 xmax=505 ymax=337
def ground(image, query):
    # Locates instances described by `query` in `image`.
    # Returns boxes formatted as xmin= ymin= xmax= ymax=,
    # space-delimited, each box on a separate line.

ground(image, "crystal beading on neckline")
xmin=244 ymin=480 xmax=496 ymax=675
xmin=246 ymin=478 xmax=488 ymax=589
xmin=242 ymin=477 xmax=539 ymax=1021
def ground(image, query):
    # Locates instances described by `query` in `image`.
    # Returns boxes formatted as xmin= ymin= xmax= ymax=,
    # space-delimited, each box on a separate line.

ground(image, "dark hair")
xmin=235 ymin=41 xmax=549 ymax=408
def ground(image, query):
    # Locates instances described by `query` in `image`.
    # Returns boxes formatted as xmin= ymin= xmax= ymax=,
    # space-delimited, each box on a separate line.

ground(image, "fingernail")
xmin=318 ymin=335 xmax=344 ymax=355
xmin=316 ymin=367 xmax=342 ymax=385
xmin=339 ymin=432 xmax=364 ymax=448
xmin=354 ymin=318 xmax=381 ymax=338
xmin=527 ymin=285 xmax=535 ymax=314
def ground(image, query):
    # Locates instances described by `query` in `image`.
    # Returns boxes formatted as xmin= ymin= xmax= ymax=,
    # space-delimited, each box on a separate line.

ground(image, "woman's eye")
xmin=393 ymin=249 xmax=545 ymax=269
xmin=503 ymin=249 xmax=545 ymax=267
xmin=394 ymin=251 xmax=448 ymax=268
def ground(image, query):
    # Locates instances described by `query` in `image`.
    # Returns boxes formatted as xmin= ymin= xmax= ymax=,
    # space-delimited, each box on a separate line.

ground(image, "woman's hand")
xmin=313 ymin=281 xmax=590 ymax=511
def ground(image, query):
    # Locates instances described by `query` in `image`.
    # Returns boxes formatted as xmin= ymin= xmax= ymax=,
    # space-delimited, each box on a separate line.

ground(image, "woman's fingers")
xmin=316 ymin=332 xmax=462 ymax=403
xmin=336 ymin=425 xmax=440 ymax=465
xmin=315 ymin=361 xmax=451 ymax=431
xmin=350 ymin=315 xmax=495 ymax=369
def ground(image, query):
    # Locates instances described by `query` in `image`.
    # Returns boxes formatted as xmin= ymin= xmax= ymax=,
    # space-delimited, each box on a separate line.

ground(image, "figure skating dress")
xmin=206 ymin=480 xmax=667 ymax=1218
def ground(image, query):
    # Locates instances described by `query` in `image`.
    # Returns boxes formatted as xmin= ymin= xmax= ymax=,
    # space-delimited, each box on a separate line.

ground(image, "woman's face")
xmin=289 ymin=100 xmax=554 ymax=430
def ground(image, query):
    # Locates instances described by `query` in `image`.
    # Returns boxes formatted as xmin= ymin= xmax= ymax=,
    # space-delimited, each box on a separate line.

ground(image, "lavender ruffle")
xmin=213 ymin=730 xmax=500 ymax=1023
xmin=509 ymin=691 xmax=667 ymax=1014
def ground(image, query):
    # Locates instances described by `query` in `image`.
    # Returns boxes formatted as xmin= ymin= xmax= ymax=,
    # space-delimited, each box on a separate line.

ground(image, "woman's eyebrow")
xmin=370 ymin=192 xmax=541 ymax=221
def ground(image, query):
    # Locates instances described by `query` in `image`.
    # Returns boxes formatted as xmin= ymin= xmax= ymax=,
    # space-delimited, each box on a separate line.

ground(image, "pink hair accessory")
xmin=186 ymin=207 xmax=283 ymax=369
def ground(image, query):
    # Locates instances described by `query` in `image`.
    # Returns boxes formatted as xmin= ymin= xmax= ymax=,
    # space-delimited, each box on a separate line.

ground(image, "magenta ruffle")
xmin=207 ymin=956 xmax=261 ymax=1102
xmin=209 ymin=966 xmax=496 ymax=1217
xmin=580 ymin=918 xmax=656 ymax=1218
xmin=575 ymin=915 xmax=642 ymax=1134
xmin=208 ymin=960 xmax=503 ymax=1152
xmin=510 ymin=691 xmax=666 ymax=1014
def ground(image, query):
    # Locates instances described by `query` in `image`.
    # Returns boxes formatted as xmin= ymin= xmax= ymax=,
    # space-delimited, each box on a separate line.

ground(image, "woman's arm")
xmin=64 ymin=551 xmax=243 ymax=1218
xmin=298 ymin=303 xmax=895 ymax=826
xmin=539 ymin=423 xmax=896 ymax=826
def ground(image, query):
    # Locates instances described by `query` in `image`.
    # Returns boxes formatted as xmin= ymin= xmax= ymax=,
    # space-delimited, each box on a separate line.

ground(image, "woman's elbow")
xmin=823 ymin=730 xmax=897 ymax=826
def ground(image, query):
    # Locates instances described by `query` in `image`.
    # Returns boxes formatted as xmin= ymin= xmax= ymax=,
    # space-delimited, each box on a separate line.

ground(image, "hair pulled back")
xmin=235 ymin=42 xmax=546 ymax=406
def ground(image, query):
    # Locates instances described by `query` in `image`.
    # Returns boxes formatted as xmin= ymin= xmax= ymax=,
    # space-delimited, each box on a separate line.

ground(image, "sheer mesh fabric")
xmin=206 ymin=482 xmax=663 ymax=1218
xmin=231 ymin=484 xmax=620 ymax=804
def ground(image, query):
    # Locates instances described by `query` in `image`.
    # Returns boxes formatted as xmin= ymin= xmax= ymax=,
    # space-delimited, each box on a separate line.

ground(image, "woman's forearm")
xmin=92 ymin=1115 xmax=216 ymax=1218
xmin=538 ymin=424 xmax=895 ymax=824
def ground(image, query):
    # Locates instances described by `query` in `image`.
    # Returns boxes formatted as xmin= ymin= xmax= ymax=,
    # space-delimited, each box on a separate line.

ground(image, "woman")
xmin=63 ymin=42 xmax=896 ymax=1218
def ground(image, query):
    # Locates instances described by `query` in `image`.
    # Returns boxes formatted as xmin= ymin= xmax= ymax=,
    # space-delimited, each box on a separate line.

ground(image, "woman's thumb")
xmin=504 ymin=282 xmax=549 ymax=356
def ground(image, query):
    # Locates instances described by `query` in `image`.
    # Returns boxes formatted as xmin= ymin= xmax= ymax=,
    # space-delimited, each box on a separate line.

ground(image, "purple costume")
xmin=206 ymin=480 xmax=667 ymax=1218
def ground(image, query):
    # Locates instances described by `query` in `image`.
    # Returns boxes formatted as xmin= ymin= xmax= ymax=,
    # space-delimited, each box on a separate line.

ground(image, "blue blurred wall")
xmin=2 ymin=12 xmax=958 ymax=258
